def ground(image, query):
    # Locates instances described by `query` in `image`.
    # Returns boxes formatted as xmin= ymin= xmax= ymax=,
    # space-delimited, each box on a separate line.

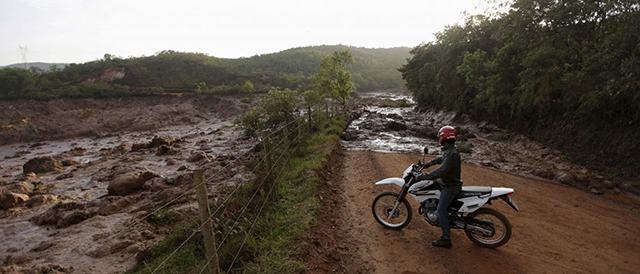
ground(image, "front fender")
xmin=374 ymin=177 xmax=404 ymax=188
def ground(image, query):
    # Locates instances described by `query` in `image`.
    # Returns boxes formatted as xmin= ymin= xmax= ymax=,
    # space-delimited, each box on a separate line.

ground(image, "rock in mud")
xmin=26 ymin=194 xmax=58 ymax=208
xmin=555 ymin=171 xmax=576 ymax=186
xmin=386 ymin=113 xmax=403 ymax=120
xmin=150 ymin=136 xmax=181 ymax=148
xmin=386 ymin=121 xmax=407 ymax=131
xmin=156 ymin=145 xmax=178 ymax=156
xmin=34 ymin=263 xmax=71 ymax=273
xmin=165 ymin=159 xmax=177 ymax=166
xmin=68 ymin=147 xmax=87 ymax=156
xmin=23 ymin=156 xmax=63 ymax=174
xmin=407 ymin=125 xmax=437 ymax=139
xmin=0 ymin=192 xmax=30 ymax=209
xmin=21 ymin=172 xmax=37 ymax=180
xmin=10 ymin=182 xmax=34 ymax=195
xmin=341 ymin=130 xmax=358 ymax=141
xmin=187 ymin=152 xmax=210 ymax=162
xmin=131 ymin=143 xmax=149 ymax=152
xmin=97 ymin=196 xmax=140 ymax=215
xmin=31 ymin=202 xmax=97 ymax=228
xmin=61 ymin=159 xmax=79 ymax=167
xmin=55 ymin=173 xmax=75 ymax=180
xmin=156 ymin=145 xmax=170 ymax=155
xmin=107 ymin=171 xmax=158 ymax=196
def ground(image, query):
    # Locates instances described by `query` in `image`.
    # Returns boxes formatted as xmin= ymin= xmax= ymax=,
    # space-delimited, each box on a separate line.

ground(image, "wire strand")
xmin=200 ymin=127 xmax=302 ymax=274
xmin=105 ymin=116 xmax=302 ymax=242
xmin=152 ymin=120 xmax=303 ymax=273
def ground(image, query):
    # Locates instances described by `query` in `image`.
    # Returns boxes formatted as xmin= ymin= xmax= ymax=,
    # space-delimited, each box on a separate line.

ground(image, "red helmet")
xmin=438 ymin=126 xmax=457 ymax=145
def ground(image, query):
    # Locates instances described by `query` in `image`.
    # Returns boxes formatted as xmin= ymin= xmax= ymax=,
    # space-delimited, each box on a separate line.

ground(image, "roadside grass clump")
xmin=129 ymin=222 xmax=206 ymax=274
xmin=147 ymin=208 xmax=179 ymax=226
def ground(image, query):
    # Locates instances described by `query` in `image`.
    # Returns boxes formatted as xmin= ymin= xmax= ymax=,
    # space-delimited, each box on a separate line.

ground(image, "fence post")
xmin=262 ymin=131 xmax=273 ymax=183
xmin=194 ymin=169 xmax=220 ymax=274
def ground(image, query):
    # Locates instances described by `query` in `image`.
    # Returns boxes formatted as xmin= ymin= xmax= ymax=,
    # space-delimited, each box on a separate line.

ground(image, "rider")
xmin=417 ymin=126 xmax=462 ymax=248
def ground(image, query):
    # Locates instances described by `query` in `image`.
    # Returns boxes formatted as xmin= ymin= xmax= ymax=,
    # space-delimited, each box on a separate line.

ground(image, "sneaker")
xmin=431 ymin=237 xmax=452 ymax=248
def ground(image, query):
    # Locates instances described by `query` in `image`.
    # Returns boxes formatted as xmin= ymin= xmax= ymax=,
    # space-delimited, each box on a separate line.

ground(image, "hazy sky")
xmin=0 ymin=0 xmax=488 ymax=66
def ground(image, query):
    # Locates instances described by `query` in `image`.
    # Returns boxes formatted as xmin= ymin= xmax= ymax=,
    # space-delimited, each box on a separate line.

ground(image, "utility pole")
xmin=19 ymin=45 xmax=28 ymax=69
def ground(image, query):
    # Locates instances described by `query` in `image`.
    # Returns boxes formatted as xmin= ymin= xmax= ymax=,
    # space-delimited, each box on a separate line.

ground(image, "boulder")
xmin=386 ymin=113 xmax=403 ymax=120
xmin=131 ymin=143 xmax=149 ymax=152
xmin=187 ymin=152 xmax=210 ymax=163
xmin=23 ymin=156 xmax=63 ymax=174
xmin=107 ymin=171 xmax=158 ymax=196
xmin=341 ymin=130 xmax=358 ymax=141
xmin=386 ymin=121 xmax=407 ymax=131
xmin=31 ymin=202 xmax=97 ymax=228
xmin=56 ymin=173 xmax=75 ymax=180
xmin=10 ymin=182 xmax=34 ymax=195
xmin=0 ymin=192 xmax=29 ymax=209
xmin=156 ymin=145 xmax=170 ymax=156
xmin=150 ymin=136 xmax=181 ymax=148
xmin=555 ymin=171 xmax=576 ymax=186
xmin=26 ymin=194 xmax=58 ymax=208
xmin=61 ymin=159 xmax=80 ymax=167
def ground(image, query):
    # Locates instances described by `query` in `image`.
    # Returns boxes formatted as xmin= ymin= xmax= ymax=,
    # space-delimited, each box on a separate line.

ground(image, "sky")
xmin=0 ymin=0 xmax=489 ymax=66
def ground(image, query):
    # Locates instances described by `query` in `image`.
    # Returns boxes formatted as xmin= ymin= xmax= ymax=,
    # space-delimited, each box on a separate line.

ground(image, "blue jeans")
xmin=438 ymin=189 xmax=459 ymax=239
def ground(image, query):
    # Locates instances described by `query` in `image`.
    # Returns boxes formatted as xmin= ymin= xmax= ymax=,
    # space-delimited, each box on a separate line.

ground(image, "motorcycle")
xmin=371 ymin=147 xmax=519 ymax=248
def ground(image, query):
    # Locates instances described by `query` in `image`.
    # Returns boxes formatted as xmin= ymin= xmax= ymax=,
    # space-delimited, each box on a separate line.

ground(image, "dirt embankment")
xmin=0 ymin=95 xmax=250 ymax=145
xmin=305 ymin=150 xmax=640 ymax=273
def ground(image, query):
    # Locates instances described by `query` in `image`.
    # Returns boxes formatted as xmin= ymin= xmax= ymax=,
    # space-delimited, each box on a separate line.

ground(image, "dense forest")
xmin=0 ymin=45 xmax=409 ymax=99
xmin=401 ymin=0 xmax=639 ymax=182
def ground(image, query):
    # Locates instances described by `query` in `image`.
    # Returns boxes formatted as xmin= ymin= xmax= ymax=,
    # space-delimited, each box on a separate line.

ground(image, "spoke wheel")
xmin=464 ymin=208 xmax=512 ymax=248
xmin=372 ymin=192 xmax=412 ymax=230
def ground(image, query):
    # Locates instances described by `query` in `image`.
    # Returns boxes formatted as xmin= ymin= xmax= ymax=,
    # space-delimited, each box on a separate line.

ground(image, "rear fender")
xmin=490 ymin=187 xmax=514 ymax=198
xmin=374 ymin=177 xmax=404 ymax=188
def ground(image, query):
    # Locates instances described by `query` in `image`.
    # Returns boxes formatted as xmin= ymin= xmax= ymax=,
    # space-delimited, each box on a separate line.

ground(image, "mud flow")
xmin=344 ymin=91 xmax=624 ymax=195
xmin=0 ymin=96 xmax=255 ymax=273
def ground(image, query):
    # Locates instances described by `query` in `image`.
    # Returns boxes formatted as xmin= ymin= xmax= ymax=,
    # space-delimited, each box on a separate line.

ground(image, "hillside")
xmin=0 ymin=45 xmax=410 ymax=99
xmin=400 ymin=0 xmax=640 ymax=186
xmin=1 ymin=62 xmax=68 ymax=71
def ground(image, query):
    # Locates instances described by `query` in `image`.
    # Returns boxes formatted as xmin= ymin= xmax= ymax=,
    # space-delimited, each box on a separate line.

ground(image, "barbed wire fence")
xmin=137 ymin=114 xmax=307 ymax=274
xmin=103 ymin=115 xmax=303 ymax=244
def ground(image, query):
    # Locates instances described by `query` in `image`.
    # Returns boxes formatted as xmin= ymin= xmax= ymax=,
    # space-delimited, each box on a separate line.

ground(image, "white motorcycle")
xmin=371 ymin=147 xmax=519 ymax=248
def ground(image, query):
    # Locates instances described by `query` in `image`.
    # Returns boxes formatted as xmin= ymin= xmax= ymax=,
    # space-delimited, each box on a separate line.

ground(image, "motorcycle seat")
xmin=457 ymin=186 xmax=492 ymax=198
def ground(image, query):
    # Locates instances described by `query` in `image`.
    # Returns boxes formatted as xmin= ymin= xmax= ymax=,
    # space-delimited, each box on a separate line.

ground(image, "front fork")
xmin=388 ymin=177 xmax=412 ymax=220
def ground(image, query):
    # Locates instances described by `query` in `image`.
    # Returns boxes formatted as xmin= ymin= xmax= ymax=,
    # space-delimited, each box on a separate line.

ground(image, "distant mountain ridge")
xmin=1 ymin=45 xmax=411 ymax=99
xmin=1 ymin=62 xmax=68 ymax=71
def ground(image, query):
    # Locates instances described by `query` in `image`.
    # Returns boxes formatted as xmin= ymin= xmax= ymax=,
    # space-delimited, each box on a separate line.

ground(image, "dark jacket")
xmin=417 ymin=144 xmax=462 ymax=191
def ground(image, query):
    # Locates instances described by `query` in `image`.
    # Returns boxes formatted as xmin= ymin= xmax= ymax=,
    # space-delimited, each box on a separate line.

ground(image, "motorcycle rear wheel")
xmin=464 ymin=208 xmax=512 ymax=248
xmin=371 ymin=192 xmax=412 ymax=230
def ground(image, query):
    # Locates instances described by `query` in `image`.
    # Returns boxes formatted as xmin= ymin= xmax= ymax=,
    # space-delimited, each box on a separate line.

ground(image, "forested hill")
xmin=400 ymin=0 xmax=640 ymax=183
xmin=223 ymin=46 xmax=410 ymax=91
xmin=0 ymin=45 xmax=410 ymax=99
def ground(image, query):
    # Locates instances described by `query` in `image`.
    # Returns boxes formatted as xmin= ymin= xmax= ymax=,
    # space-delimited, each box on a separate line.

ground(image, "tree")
xmin=313 ymin=50 xmax=355 ymax=112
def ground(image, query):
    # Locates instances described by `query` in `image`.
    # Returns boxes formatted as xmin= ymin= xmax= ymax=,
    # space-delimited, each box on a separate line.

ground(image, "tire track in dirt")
xmin=306 ymin=150 xmax=640 ymax=273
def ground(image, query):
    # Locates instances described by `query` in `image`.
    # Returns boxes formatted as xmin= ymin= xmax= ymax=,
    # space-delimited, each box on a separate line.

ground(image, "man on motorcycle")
xmin=417 ymin=126 xmax=462 ymax=248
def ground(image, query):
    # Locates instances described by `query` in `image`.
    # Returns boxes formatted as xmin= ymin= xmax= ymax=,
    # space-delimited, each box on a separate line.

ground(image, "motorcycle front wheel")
xmin=464 ymin=208 xmax=512 ymax=248
xmin=371 ymin=192 xmax=412 ymax=230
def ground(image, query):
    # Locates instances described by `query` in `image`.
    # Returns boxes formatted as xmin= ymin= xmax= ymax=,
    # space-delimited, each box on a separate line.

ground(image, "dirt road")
xmin=306 ymin=150 xmax=640 ymax=273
